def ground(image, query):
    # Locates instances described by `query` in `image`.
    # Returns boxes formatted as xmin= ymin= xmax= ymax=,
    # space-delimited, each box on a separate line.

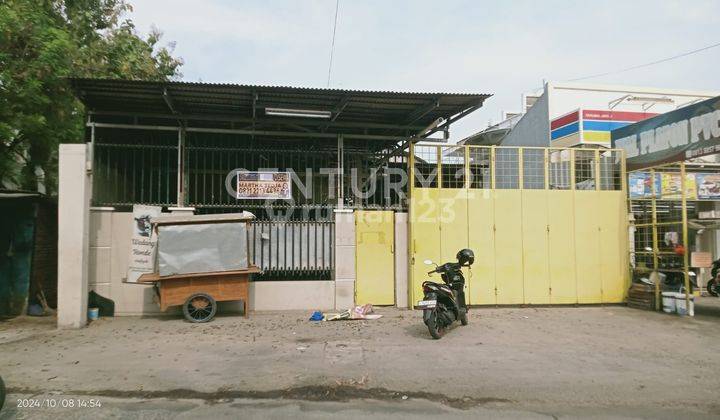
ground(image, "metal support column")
xmin=337 ymin=134 xmax=344 ymax=208
xmin=650 ymin=168 xmax=660 ymax=311
xmin=177 ymin=127 xmax=186 ymax=206
xmin=408 ymin=141 xmax=415 ymax=307
xmin=543 ymin=149 xmax=549 ymax=190
xmin=88 ymin=122 xmax=96 ymax=205
xmin=518 ymin=147 xmax=524 ymax=190
xmin=594 ymin=149 xmax=601 ymax=191
xmin=490 ymin=146 xmax=496 ymax=189
xmin=680 ymin=162 xmax=691 ymax=313
xmin=570 ymin=149 xmax=576 ymax=190
xmin=437 ymin=145 xmax=442 ymax=191
xmin=464 ymin=146 xmax=470 ymax=189
xmin=89 ymin=121 xmax=96 ymax=164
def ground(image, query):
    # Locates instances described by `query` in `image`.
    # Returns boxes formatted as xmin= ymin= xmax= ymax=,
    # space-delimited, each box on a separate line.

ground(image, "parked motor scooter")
xmin=663 ymin=265 xmax=698 ymax=292
xmin=641 ymin=247 xmax=698 ymax=292
xmin=707 ymin=258 xmax=720 ymax=297
xmin=416 ymin=249 xmax=474 ymax=339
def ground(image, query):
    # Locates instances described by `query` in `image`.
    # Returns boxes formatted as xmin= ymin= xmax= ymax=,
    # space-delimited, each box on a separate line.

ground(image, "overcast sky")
xmin=129 ymin=0 xmax=720 ymax=141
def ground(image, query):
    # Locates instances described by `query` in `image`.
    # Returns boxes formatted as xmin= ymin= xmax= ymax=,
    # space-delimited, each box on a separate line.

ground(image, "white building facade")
xmin=500 ymin=82 xmax=720 ymax=148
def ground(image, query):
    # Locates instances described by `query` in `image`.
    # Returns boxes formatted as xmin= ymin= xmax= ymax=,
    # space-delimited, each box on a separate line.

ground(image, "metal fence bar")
xmin=627 ymin=162 xmax=703 ymax=313
xmin=92 ymin=130 xmax=178 ymax=207
xmin=93 ymin=132 xmax=630 ymax=214
xmin=247 ymin=220 xmax=334 ymax=279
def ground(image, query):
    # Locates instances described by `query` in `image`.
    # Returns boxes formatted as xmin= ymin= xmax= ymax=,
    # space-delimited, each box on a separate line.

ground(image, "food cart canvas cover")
xmin=236 ymin=171 xmax=291 ymax=200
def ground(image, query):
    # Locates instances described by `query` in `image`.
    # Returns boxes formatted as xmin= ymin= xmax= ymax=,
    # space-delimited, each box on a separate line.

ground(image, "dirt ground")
xmin=2 ymin=299 xmax=720 ymax=418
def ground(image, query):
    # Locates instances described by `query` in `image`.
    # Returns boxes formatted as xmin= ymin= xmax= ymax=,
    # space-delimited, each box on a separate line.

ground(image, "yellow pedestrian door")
xmin=355 ymin=210 xmax=395 ymax=305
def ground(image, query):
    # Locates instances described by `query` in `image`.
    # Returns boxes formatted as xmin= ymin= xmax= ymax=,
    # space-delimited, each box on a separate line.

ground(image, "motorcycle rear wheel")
xmin=708 ymin=279 xmax=719 ymax=297
xmin=426 ymin=310 xmax=445 ymax=339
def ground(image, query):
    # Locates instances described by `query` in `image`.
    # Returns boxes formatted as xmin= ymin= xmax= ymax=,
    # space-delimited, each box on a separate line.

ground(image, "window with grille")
xmin=441 ymin=146 xmax=465 ymax=188
xmin=494 ymin=148 xmax=519 ymax=189
xmin=413 ymin=145 xmax=439 ymax=188
xmin=574 ymin=150 xmax=597 ymax=190
xmin=548 ymin=150 xmax=571 ymax=190
xmin=522 ymin=149 xmax=545 ymax=189
xmin=469 ymin=147 xmax=491 ymax=189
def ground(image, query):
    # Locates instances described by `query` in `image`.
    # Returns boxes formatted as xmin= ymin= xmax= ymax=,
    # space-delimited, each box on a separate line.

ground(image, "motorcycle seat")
xmin=423 ymin=281 xmax=453 ymax=293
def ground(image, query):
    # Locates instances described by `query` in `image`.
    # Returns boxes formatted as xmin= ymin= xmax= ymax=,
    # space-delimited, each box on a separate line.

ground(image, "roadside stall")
xmin=612 ymin=95 xmax=720 ymax=315
xmin=138 ymin=212 xmax=259 ymax=322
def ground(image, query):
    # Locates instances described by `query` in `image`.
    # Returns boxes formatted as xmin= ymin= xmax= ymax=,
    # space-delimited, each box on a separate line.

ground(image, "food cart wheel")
xmin=183 ymin=293 xmax=217 ymax=323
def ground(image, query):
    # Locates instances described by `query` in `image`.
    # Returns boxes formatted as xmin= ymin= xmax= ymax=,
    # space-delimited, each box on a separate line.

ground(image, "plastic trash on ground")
xmin=325 ymin=304 xmax=383 ymax=321
xmin=309 ymin=310 xmax=324 ymax=321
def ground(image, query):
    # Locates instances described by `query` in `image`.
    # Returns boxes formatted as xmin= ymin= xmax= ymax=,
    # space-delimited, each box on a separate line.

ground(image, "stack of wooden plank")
xmin=627 ymin=283 xmax=656 ymax=310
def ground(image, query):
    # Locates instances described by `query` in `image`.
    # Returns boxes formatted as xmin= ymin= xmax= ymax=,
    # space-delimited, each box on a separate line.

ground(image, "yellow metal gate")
xmin=409 ymin=145 xmax=629 ymax=306
xmin=355 ymin=210 xmax=395 ymax=305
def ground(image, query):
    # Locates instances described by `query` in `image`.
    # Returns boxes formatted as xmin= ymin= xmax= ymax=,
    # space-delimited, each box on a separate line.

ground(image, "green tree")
xmin=0 ymin=0 xmax=182 ymax=193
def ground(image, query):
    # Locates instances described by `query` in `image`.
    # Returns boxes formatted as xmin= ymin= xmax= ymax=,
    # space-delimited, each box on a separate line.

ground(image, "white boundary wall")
xmin=83 ymin=208 xmax=409 ymax=315
xmin=87 ymin=210 xmax=340 ymax=314
xmin=57 ymin=144 xmax=91 ymax=328
xmin=59 ymin=153 xmax=408 ymax=319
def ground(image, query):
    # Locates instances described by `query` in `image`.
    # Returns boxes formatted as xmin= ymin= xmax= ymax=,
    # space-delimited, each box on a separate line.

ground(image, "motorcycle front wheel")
xmin=708 ymin=279 xmax=719 ymax=297
xmin=425 ymin=309 xmax=445 ymax=339
xmin=460 ymin=308 xmax=468 ymax=326
xmin=0 ymin=375 xmax=5 ymax=411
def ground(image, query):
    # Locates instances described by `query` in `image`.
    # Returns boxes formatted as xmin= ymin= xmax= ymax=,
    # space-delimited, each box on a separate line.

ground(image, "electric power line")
xmin=326 ymin=0 xmax=340 ymax=87
xmin=568 ymin=41 xmax=720 ymax=82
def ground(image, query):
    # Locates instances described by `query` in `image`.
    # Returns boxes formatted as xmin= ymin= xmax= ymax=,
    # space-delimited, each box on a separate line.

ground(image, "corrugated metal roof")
xmin=71 ymin=77 xmax=489 ymax=97
xmin=71 ymin=78 xmax=491 ymax=137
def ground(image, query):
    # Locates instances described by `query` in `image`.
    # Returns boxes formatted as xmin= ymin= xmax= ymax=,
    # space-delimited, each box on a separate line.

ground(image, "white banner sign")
xmin=236 ymin=171 xmax=292 ymax=200
xmin=126 ymin=205 xmax=162 ymax=283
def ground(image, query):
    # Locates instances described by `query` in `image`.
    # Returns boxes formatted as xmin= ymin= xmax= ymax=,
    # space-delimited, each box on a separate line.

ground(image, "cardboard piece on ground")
xmin=326 ymin=304 xmax=382 ymax=321
xmin=326 ymin=313 xmax=383 ymax=321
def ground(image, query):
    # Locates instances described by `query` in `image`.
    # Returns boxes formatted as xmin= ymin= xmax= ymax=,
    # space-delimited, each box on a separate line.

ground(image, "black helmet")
xmin=456 ymin=248 xmax=474 ymax=266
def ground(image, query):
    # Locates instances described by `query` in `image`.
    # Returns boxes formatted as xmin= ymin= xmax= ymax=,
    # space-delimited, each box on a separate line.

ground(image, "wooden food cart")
xmin=139 ymin=212 xmax=258 ymax=323
xmin=138 ymin=267 xmax=260 ymax=322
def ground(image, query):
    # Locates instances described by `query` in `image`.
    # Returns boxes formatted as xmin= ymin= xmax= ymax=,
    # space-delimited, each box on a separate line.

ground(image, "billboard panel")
xmin=611 ymin=96 xmax=720 ymax=169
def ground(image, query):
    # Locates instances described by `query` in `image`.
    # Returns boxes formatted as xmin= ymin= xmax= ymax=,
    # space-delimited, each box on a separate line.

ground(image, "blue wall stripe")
xmin=583 ymin=120 xmax=631 ymax=132
xmin=550 ymin=122 xmax=579 ymax=140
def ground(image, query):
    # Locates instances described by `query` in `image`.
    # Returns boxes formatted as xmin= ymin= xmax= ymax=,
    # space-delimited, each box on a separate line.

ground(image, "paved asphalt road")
xmin=2 ymin=299 xmax=720 ymax=418
xmin=3 ymin=393 xmax=719 ymax=419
